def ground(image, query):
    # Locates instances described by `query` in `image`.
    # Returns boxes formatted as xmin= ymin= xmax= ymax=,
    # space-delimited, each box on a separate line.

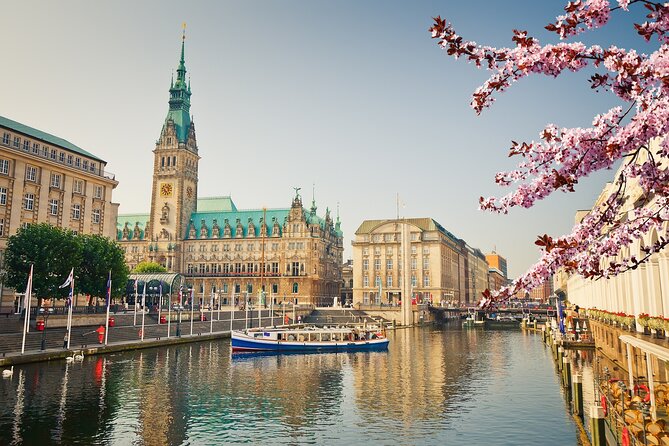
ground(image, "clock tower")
xmin=148 ymin=27 xmax=199 ymax=270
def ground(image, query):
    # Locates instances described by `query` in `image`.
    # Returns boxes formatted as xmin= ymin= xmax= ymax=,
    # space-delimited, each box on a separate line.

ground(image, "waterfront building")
xmin=351 ymin=218 xmax=486 ymax=307
xmin=341 ymin=259 xmax=353 ymax=306
xmin=485 ymin=251 xmax=508 ymax=279
xmin=562 ymin=138 xmax=669 ymax=327
xmin=116 ymin=35 xmax=343 ymax=307
xmin=466 ymin=245 xmax=489 ymax=305
xmin=0 ymin=116 xmax=118 ymax=308
xmin=488 ymin=268 xmax=507 ymax=295
xmin=528 ymin=276 xmax=553 ymax=302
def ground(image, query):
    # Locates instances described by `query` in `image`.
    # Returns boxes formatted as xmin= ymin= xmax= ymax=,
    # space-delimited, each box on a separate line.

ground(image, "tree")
xmin=133 ymin=261 xmax=167 ymax=274
xmin=78 ymin=234 xmax=129 ymax=303
xmin=430 ymin=1 xmax=669 ymax=305
xmin=3 ymin=223 xmax=82 ymax=307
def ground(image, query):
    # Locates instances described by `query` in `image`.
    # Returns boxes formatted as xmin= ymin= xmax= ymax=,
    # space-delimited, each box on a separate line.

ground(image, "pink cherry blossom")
xmin=430 ymin=0 xmax=669 ymax=307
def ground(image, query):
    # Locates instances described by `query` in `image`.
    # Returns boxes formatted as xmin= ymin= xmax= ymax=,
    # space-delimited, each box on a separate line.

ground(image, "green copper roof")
xmin=116 ymin=214 xmax=150 ymax=241
xmin=187 ymin=208 xmax=290 ymax=239
xmin=165 ymin=36 xmax=192 ymax=143
xmin=197 ymin=196 xmax=237 ymax=212
xmin=0 ymin=115 xmax=105 ymax=163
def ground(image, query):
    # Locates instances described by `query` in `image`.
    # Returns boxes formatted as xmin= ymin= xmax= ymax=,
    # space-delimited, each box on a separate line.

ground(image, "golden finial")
xmin=182 ymin=22 xmax=186 ymax=41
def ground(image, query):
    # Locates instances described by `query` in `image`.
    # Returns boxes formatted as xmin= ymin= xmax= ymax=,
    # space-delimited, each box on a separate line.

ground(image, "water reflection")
xmin=0 ymin=326 xmax=584 ymax=445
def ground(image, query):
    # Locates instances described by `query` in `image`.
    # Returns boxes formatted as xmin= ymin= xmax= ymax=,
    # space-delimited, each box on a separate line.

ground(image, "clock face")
xmin=160 ymin=183 xmax=173 ymax=197
xmin=186 ymin=186 xmax=193 ymax=198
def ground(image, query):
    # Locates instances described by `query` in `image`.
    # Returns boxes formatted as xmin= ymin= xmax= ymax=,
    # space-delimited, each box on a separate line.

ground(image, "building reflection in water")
xmin=0 ymin=326 xmax=587 ymax=445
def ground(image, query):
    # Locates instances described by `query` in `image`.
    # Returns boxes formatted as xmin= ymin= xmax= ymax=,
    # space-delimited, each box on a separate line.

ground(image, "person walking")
xmin=63 ymin=332 xmax=68 ymax=349
xmin=96 ymin=325 xmax=105 ymax=344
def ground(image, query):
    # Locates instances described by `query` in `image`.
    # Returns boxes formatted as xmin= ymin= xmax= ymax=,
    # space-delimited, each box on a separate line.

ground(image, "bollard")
xmin=562 ymin=357 xmax=571 ymax=390
xmin=572 ymin=374 xmax=583 ymax=419
xmin=557 ymin=347 xmax=564 ymax=370
xmin=590 ymin=405 xmax=607 ymax=446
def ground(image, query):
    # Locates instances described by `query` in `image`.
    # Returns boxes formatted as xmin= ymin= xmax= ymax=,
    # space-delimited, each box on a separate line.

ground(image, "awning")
xmin=619 ymin=335 xmax=669 ymax=362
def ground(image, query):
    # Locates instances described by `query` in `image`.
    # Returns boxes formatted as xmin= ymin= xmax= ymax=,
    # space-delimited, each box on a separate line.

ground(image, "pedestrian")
xmin=63 ymin=332 xmax=68 ymax=349
xmin=96 ymin=325 xmax=105 ymax=344
xmin=298 ymin=315 xmax=302 ymax=324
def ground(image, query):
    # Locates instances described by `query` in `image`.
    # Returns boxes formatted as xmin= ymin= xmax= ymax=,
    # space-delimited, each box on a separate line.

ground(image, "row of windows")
xmin=362 ymin=257 xmax=430 ymax=271
xmin=160 ymin=156 xmax=178 ymax=168
xmin=0 ymin=158 xmax=104 ymax=198
xmin=2 ymin=132 xmax=98 ymax=173
xmin=20 ymin=195 xmax=101 ymax=223
xmin=363 ymin=232 xmax=420 ymax=243
xmin=362 ymin=245 xmax=429 ymax=256
xmin=184 ymin=261 xmax=305 ymax=275
xmin=187 ymin=242 xmax=296 ymax=253
xmin=207 ymin=282 xmax=297 ymax=295
xmin=361 ymin=275 xmax=428 ymax=287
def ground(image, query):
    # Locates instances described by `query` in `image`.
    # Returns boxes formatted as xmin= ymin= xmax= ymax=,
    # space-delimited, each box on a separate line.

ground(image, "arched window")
xmin=247 ymin=283 xmax=253 ymax=293
xmin=292 ymin=282 xmax=299 ymax=294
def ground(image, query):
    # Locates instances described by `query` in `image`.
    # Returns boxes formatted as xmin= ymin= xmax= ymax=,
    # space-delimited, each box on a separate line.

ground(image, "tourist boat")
xmin=484 ymin=314 xmax=521 ymax=329
xmin=231 ymin=326 xmax=390 ymax=353
xmin=463 ymin=308 xmax=485 ymax=328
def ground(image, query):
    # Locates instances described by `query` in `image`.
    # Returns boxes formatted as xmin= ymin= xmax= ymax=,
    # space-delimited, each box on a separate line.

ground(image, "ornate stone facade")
xmin=116 ymin=35 xmax=343 ymax=307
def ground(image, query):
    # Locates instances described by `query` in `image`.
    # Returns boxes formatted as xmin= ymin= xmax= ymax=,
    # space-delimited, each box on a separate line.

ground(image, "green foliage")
xmin=3 ymin=223 xmax=82 ymax=299
xmin=3 ymin=224 xmax=129 ymax=302
xmin=78 ymin=234 xmax=129 ymax=298
xmin=133 ymin=261 xmax=167 ymax=274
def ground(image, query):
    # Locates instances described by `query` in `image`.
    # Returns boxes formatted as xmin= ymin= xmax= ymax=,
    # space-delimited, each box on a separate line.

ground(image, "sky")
xmin=1 ymin=1 xmax=656 ymax=279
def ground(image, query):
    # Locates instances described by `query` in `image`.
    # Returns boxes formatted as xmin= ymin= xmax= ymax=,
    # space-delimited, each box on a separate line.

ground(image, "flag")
xmin=105 ymin=271 xmax=112 ymax=307
xmin=60 ymin=268 xmax=74 ymax=289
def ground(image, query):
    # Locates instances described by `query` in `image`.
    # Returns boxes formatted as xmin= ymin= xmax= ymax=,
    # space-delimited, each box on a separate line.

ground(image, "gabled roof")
xmin=0 ymin=115 xmax=105 ymax=163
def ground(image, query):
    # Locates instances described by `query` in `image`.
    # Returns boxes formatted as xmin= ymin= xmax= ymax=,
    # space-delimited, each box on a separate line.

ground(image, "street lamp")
xmin=174 ymin=303 xmax=183 ymax=337
xmin=39 ymin=307 xmax=54 ymax=350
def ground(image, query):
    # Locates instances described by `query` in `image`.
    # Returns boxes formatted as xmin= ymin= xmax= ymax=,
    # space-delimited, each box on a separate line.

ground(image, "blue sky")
xmin=1 ymin=1 xmax=655 ymax=278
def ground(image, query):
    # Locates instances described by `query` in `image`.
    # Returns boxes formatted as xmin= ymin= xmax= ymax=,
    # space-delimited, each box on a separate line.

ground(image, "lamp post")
xmin=39 ymin=307 xmax=54 ymax=350
xmin=175 ymin=304 xmax=183 ymax=337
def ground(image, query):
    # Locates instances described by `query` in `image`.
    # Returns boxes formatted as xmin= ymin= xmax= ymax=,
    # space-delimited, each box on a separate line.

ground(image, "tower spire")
xmin=310 ymin=183 xmax=317 ymax=214
xmin=166 ymin=23 xmax=192 ymax=143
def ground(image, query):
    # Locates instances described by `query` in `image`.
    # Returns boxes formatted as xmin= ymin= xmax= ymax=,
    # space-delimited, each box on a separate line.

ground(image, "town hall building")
xmin=116 ymin=33 xmax=343 ymax=307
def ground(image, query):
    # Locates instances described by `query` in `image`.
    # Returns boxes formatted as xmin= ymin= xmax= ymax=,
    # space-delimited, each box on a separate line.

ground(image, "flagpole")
xmin=209 ymin=288 xmax=214 ymax=334
xmin=158 ymin=283 xmax=162 ymax=329
xmin=133 ymin=280 xmax=138 ymax=326
xmin=104 ymin=270 xmax=111 ymax=346
xmin=141 ymin=283 xmax=146 ymax=341
xmin=230 ymin=291 xmax=234 ymax=332
xmin=190 ymin=287 xmax=194 ymax=336
xmin=167 ymin=283 xmax=172 ymax=339
xmin=20 ymin=265 xmax=33 ymax=354
xmin=66 ymin=276 xmax=74 ymax=349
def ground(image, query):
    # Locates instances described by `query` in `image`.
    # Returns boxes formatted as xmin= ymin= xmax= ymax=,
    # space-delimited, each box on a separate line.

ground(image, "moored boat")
xmin=231 ymin=326 xmax=389 ymax=353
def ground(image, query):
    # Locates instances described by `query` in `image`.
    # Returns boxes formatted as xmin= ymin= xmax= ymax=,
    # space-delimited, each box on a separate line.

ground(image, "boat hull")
xmin=231 ymin=332 xmax=389 ymax=353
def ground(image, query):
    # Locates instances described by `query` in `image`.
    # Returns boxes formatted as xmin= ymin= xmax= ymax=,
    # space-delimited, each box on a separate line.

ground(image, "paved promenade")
xmin=0 ymin=309 xmax=286 ymax=367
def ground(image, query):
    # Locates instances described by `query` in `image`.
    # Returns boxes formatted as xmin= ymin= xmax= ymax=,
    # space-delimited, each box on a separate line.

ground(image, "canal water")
xmin=0 ymin=325 xmax=586 ymax=445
